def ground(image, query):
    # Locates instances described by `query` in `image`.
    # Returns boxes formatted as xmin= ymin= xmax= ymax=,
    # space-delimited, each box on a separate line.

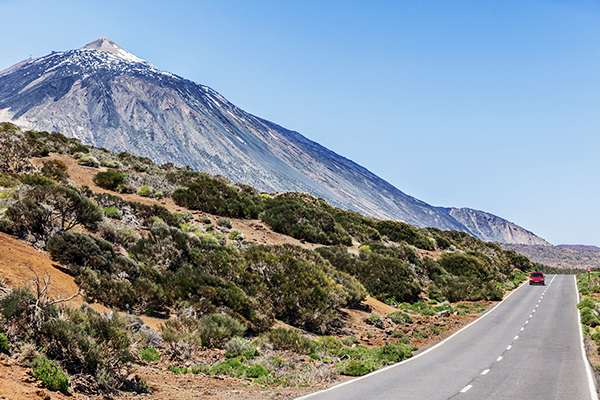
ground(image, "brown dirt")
xmin=0 ymin=153 xmax=493 ymax=399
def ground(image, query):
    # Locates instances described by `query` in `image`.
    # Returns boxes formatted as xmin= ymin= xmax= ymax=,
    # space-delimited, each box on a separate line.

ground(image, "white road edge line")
xmin=295 ymin=278 xmax=530 ymax=399
xmin=574 ymin=275 xmax=599 ymax=400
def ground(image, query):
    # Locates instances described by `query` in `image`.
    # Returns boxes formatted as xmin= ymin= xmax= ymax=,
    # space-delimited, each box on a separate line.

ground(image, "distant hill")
xmin=555 ymin=244 xmax=600 ymax=253
xmin=0 ymin=37 xmax=547 ymax=245
xmin=503 ymin=244 xmax=600 ymax=269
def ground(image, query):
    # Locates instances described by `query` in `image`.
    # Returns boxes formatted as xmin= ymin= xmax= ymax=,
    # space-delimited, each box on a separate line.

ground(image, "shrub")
xmin=77 ymin=155 xmax=100 ymax=167
xmin=260 ymin=196 xmax=351 ymax=246
xmin=32 ymin=356 xmax=69 ymax=394
xmin=0 ymin=333 xmax=8 ymax=352
xmin=388 ymin=311 xmax=413 ymax=325
xmin=367 ymin=314 xmax=385 ymax=329
xmin=262 ymin=328 xmax=317 ymax=354
xmin=69 ymin=144 xmax=89 ymax=154
xmin=247 ymin=364 xmax=268 ymax=378
xmin=0 ymin=173 xmax=14 ymax=187
xmin=18 ymin=174 xmax=56 ymax=187
xmin=197 ymin=313 xmax=246 ymax=347
xmin=41 ymin=160 xmax=68 ymax=182
xmin=137 ymin=185 xmax=155 ymax=197
xmin=93 ymin=170 xmax=127 ymax=190
xmin=139 ymin=348 xmax=160 ymax=362
xmin=375 ymin=220 xmax=434 ymax=250
xmin=103 ymin=206 xmax=122 ymax=219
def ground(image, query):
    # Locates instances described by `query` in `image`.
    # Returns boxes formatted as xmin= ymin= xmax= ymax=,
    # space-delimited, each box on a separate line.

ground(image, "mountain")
xmin=503 ymin=243 xmax=600 ymax=269
xmin=0 ymin=38 xmax=547 ymax=244
xmin=448 ymin=208 xmax=550 ymax=245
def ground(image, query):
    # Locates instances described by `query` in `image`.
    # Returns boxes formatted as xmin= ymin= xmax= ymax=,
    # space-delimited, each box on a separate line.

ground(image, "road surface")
xmin=298 ymin=275 xmax=597 ymax=400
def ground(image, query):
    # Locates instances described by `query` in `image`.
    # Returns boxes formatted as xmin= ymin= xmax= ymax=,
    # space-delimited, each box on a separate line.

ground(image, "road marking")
xmin=481 ymin=369 xmax=490 ymax=375
xmin=520 ymin=327 xmax=524 ymax=331
xmin=496 ymin=356 xmax=503 ymax=361
xmin=295 ymin=279 xmax=531 ymax=400
xmin=506 ymin=345 xmax=512 ymax=350
xmin=525 ymin=320 xmax=529 ymax=324
xmin=460 ymin=385 xmax=473 ymax=393
xmin=529 ymin=315 xmax=532 ymax=318
xmin=514 ymin=335 xmax=519 ymax=340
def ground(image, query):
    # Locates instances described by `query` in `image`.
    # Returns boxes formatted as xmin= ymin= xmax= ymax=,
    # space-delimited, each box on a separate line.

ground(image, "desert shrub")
xmin=172 ymin=177 xmax=261 ymax=219
xmin=128 ymin=202 xmax=180 ymax=227
xmin=578 ymin=299 xmax=596 ymax=310
xmin=93 ymin=170 xmax=127 ymax=190
xmin=0 ymin=286 xmax=35 ymax=320
xmin=224 ymin=337 xmax=257 ymax=358
xmin=47 ymin=232 xmax=114 ymax=271
xmin=77 ymin=155 xmax=100 ymax=167
xmin=229 ymin=230 xmax=243 ymax=241
xmin=243 ymin=245 xmax=347 ymax=332
xmin=32 ymin=356 xmax=69 ymax=394
xmin=217 ymin=218 xmax=232 ymax=229
xmin=160 ymin=316 xmax=202 ymax=358
xmin=0 ymin=127 xmax=36 ymax=173
xmin=103 ymin=206 xmax=122 ymax=219
xmin=7 ymin=186 xmax=102 ymax=240
xmin=0 ymin=333 xmax=8 ymax=352
xmin=367 ymin=314 xmax=385 ymax=329
xmin=18 ymin=174 xmax=56 ymax=187
xmin=139 ymin=348 xmax=160 ymax=362
xmin=41 ymin=160 xmax=68 ymax=182
xmin=197 ymin=313 xmax=246 ymax=348
xmin=137 ymin=185 xmax=155 ymax=197
xmin=375 ymin=220 xmax=434 ymax=250
xmin=262 ymin=328 xmax=317 ymax=354
xmin=0 ymin=173 xmax=15 ymax=187
xmin=337 ymin=359 xmax=377 ymax=376
xmin=40 ymin=305 xmax=132 ymax=379
xmin=69 ymin=144 xmax=89 ymax=154
xmin=247 ymin=364 xmax=269 ymax=378
xmin=388 ymin=311 xmax=413 ymax=325
xmin=260 ymin=196 xmax=351 ymax=246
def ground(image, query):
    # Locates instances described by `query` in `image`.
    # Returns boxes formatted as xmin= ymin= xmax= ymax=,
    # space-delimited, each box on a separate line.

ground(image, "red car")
xmin=529 ymin=272 xmax=545 ymax=286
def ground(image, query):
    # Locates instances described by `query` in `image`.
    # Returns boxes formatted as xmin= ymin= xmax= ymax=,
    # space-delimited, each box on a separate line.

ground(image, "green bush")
xmin=93 ymin=170 xmax=127 ymax=190
xmin=103 ymin=206 xmax=122 ymax=219
xmin=69 ymin=144 xmax=89 ymax=154
xmin=375 ymin=220 xmax=434 ymax=250
xmin=337 ymin=359 xmax=376 ymax=376
xmin=139 ymin=348 xmax=160 ymax=362
xmin=197 ymin=313 xmax=246 ymax=347
xmin=18 ymin=174 xmax=56 ymax=187
xmin=262 ymin=328 xmax=317 ymax=354
xmin=0 ymin=173 xmax=14 ymax=187
xmin=247 ymin=364 xmax=269 ymax=378
xmin=78 ymin=155 xmax=100 ymax=168
xmin=260 ymin=196 xmax=351 ymax=246
xmin=172 ymin=176 xmax=261 ymax=219
xmin=368 ymin=314 xmax=385 ymax=329
xmin=137 ymin=185 xmax=155 ymax=197
xmin=32 ymin=356 xmax=69 ymax=394
xmin=0 ymin=333 xmax=8 ymax=352
xmin=41 ymin=160 xmax=68 ymax=182
xmin=388 ymin=311 xmax=413 ymax=325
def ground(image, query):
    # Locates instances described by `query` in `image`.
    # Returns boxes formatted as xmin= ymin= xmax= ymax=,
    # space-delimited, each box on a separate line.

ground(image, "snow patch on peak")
xmin=80 ymin=37 xmax=146 ymax=64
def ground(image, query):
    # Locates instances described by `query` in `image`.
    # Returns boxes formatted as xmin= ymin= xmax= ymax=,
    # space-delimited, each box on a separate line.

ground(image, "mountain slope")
xmin=0 ymin=38 xmax=545 ymax=244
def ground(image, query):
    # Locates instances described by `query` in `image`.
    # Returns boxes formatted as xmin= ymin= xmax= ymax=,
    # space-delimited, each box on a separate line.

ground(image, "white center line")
xmin=460 ymin=385 xmax=473 ymax=393
xmin=496 ymin=356 xmax=503 ymax=361
xmin=514 ymin=335 xmax=519 ymax=340
xmin=506 ymin=345 xmax=512 ymax=350
xmin=481 ymin=369 xmax=490 ymax=375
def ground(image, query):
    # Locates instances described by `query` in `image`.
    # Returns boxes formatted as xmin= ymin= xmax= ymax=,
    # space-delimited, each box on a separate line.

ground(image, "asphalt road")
xmin=298 ymin=275 xmax=598 ymax=400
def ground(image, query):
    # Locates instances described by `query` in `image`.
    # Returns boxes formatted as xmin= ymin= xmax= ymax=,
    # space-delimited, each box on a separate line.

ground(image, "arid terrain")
xmin=0 ymin=153 xmax=493 ymax=399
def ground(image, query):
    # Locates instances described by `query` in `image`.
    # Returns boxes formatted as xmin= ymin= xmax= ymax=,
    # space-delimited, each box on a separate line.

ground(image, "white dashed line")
xmin=481 ymin=369 xmax=490 ymax=375
xmin=460 ymin=385 xmax=473 ymax=393
xmin=520 ymin=327 xmax=525 ymax=331
xmin=496 ymin=356 xmax=503 ymax=362
xmin=506 ymin=345 xmax=512 ymax=350
xmin=514 ymin=336 xmax=519 ymax=340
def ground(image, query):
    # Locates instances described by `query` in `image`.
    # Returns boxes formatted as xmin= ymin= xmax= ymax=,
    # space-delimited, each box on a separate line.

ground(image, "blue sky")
xmin=1 ymin=0 xmax=599 ymax=245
